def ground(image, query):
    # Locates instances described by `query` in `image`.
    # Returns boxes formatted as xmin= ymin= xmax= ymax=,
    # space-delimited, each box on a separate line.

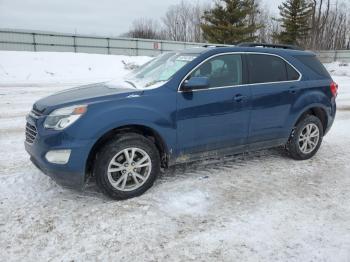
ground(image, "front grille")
xmin=25 ymin=122 xmax=37 ymax=144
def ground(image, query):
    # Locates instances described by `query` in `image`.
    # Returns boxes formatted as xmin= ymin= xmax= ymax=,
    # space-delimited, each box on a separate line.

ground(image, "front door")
xmin=176 ymin=54 xmax=251 ymax=159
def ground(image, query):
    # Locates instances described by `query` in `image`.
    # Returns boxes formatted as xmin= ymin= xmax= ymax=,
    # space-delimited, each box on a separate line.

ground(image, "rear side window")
xmin=294 ymin=55 xmax=330 ymax=78
xmin=286 ymin=64 xmax=300 ymax=80
xmin=247 ymin=54 xmax=300 ymax=84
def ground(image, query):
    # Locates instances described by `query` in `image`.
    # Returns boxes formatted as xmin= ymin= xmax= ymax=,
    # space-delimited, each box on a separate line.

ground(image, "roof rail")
xmin=202 ymin=44 xmax=232 ymax=48
xmin=237 ymin=42 xmax=304 ymax=50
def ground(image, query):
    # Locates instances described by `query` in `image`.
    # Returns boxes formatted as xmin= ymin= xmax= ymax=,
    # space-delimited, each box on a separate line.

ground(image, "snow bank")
xmin=324 ymin=61 xmax=350 ymax=77
xmin=324 ymin=62 xmax=350 ymax=110
xmin=0 ymin=51 xmax=151 ymax=86
xmin=1 ymin=50 xmax=349 ymax=87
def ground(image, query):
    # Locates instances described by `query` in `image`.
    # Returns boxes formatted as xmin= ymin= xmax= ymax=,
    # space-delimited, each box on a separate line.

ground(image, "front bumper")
xmin=25 ymin=115 xmax=94 ymax=189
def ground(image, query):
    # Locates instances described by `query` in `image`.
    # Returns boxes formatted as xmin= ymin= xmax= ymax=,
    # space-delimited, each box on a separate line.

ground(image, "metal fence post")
xmin=107 ymin=38 xmax=110 ymax=55
xmin=136 ymin=39 xmax=139 ymax=56
xmin=334 ymin=50 xmax=338 ymax=62
xmin=73 ymin=35 xmax=77 ymax=53
xmin=32 ymin=33 xmax=37 ymax=52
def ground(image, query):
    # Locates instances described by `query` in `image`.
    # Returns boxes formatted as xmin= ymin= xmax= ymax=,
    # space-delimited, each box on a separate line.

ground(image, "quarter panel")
xmin=286 ymin=79 xmax=334 ymax=136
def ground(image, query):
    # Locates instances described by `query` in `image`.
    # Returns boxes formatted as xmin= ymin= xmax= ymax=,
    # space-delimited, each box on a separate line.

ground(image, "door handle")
xmin=233 ymin=94 xmax=246 ymax=102
xmin=289 ymin=86 xmax=298 ymax=94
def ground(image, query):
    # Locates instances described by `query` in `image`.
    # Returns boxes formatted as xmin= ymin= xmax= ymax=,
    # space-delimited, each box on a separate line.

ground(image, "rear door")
xmin=246 ymin=53 xmax=302 ymax=144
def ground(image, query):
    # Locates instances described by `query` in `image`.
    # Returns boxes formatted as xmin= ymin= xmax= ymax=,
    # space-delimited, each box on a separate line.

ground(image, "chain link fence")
xmin=1 ymin=29 xmax=349 ymax=63
xmin=0 ymin=29 xmax=206 ymax=56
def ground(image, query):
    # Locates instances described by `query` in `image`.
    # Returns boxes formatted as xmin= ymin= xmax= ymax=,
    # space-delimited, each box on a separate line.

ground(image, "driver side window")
xmin=191 ymin=54 xmax=242 ymax=88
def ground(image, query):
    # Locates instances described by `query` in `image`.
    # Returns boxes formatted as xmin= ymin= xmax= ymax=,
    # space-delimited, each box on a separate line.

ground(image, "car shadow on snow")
xmin=159 ymin=147 xmax=288 ymax=181
xmin=78 ymin=147 xmax=289 ymax=201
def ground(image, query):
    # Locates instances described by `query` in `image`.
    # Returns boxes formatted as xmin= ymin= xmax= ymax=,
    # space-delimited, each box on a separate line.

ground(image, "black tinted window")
xmin=191 ymin=54 xmax=242 ymax=88
xmin=294 ymin=55 xmax=330 ymax=78
xmin=248 ymin=54 xmax=291 ymax=84
xmin=286 ymin=63 xmax=300 ymax=80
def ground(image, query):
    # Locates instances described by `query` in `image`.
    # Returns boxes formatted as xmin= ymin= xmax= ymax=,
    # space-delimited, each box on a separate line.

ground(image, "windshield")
xmin=123 ymin=52 xmax=199 ymax=89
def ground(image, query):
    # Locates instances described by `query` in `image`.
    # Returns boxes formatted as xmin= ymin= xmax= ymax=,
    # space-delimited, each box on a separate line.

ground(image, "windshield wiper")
xmin=124 ymin=80 xmax=137 ymax=89
xmin=145 ymin=80 xmax=166 ymax=87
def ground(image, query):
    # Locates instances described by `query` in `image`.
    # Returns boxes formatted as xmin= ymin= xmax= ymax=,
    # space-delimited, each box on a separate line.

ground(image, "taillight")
xmin=330 ymin=82 xmax=338 ymax=97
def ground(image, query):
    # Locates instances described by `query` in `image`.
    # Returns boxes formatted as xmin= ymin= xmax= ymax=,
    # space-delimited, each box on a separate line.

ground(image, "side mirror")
xmin=181 ymin=77 xmax=209 ymax=91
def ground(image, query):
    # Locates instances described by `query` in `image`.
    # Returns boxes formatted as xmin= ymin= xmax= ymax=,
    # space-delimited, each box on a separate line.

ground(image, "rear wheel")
xmin=94 ymin=133 xmax=160 ymax=200
xmin=287 ymin=115 xmax=324 ymax=160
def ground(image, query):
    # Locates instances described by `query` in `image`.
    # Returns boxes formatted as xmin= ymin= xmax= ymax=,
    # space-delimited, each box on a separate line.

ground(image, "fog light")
xmin=45 ymin=150 xmax=71 ymax=164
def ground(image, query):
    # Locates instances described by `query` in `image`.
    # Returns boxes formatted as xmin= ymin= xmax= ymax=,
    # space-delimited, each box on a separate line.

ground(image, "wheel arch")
xmin=85 ymin=124 xmax=170 ymax=179
xmin=294 ymin=106 xmax=328 ymax=133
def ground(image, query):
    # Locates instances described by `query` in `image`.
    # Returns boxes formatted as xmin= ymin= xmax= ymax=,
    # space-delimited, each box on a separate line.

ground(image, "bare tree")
xmin=255 ymin=5 xmax=281 ymax=43
xmin=121 ymin=0 xmax=350 ymax=50
xmin=322 ymin=2 xmax=348 ymax=49
xmin=307 ymin=0 xmax=349 ymax=50
xmin=191 ymin=2 xmax=209 ymax=42
xmin=123 ymin=18 xmax=162 ymax=39
xmin=263 ymin=0 xmax=350 ymax=50
xmin=247 ymin=0 xmax=262 ymax=40
xmin=307 ymin=0 xmax=331 ymax=49
xmin=162 ymin=0 xmax=208 ymax=42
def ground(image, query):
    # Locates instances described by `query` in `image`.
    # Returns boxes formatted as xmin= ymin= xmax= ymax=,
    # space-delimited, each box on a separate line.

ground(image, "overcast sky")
xmin=0 ymin=0 xmax=283 ymax=37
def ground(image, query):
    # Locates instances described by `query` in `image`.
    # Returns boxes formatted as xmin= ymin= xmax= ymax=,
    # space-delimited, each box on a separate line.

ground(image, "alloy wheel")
xmin=107 ymin=147 xmax=152 ymax=191
xmin=298 ymin=123 xmax=320 ymax=154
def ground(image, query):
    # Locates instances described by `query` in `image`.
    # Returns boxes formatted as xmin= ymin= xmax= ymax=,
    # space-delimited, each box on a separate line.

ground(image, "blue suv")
xmin=25 ymin=44 xmax=337 ymax=199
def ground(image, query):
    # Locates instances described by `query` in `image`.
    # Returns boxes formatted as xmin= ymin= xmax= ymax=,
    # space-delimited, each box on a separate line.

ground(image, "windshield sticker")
xmin=177 ymin=56 xmax=196 ymax=62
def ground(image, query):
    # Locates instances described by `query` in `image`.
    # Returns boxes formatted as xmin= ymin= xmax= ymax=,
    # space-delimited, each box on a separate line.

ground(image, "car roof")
xmin=178 ymin=46 xmax=314 ymax=57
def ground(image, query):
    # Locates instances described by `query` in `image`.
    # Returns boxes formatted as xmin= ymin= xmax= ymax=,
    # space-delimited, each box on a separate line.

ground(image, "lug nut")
xmin=128 ymin=173 xmax=132 ymax=176
xmin=133 ymin=168 xmax=137 ymax=172
xmin=131 ymin=162 xmax=135 ymax=166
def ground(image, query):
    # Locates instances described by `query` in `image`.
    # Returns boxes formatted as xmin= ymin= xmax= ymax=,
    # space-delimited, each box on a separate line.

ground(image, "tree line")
xmin=122 ymin=0 xmax=350 ymax=50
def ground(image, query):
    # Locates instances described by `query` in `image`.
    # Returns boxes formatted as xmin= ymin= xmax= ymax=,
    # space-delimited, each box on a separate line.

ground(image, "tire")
xmin=287 ymin=115 xmax=324 ymax=160
xmin=94 ymin=133 xmax=160 ymax=200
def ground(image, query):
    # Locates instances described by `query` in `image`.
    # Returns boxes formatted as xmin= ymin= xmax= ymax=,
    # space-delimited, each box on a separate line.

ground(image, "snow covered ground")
xmin=0 ymin=51 xmax=350 ymax=261
xmin=0 ymin=51 xmax=150 ymax=86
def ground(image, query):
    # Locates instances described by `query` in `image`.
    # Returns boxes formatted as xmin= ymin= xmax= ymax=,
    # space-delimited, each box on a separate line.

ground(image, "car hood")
xmin=33 ymin=82 xmax=139 ymax=113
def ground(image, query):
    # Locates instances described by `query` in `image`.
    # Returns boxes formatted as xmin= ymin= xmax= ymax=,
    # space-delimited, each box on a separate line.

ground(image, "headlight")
xmin=44 ymin=105 xmax=87 ymax=130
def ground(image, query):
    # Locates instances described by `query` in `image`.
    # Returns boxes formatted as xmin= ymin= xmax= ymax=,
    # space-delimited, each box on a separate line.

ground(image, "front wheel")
xmin=287 ymin=115 xmax=324 ymax=160
xmin=94 ymin=133 xmax=160 ymax=200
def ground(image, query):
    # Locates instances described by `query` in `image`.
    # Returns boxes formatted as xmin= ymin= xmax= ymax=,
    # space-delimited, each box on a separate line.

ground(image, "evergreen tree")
xmin=201 ymin=0 xmax=261 ymax=44
xmin=274 ymin=0 xmax=312 ymax=45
